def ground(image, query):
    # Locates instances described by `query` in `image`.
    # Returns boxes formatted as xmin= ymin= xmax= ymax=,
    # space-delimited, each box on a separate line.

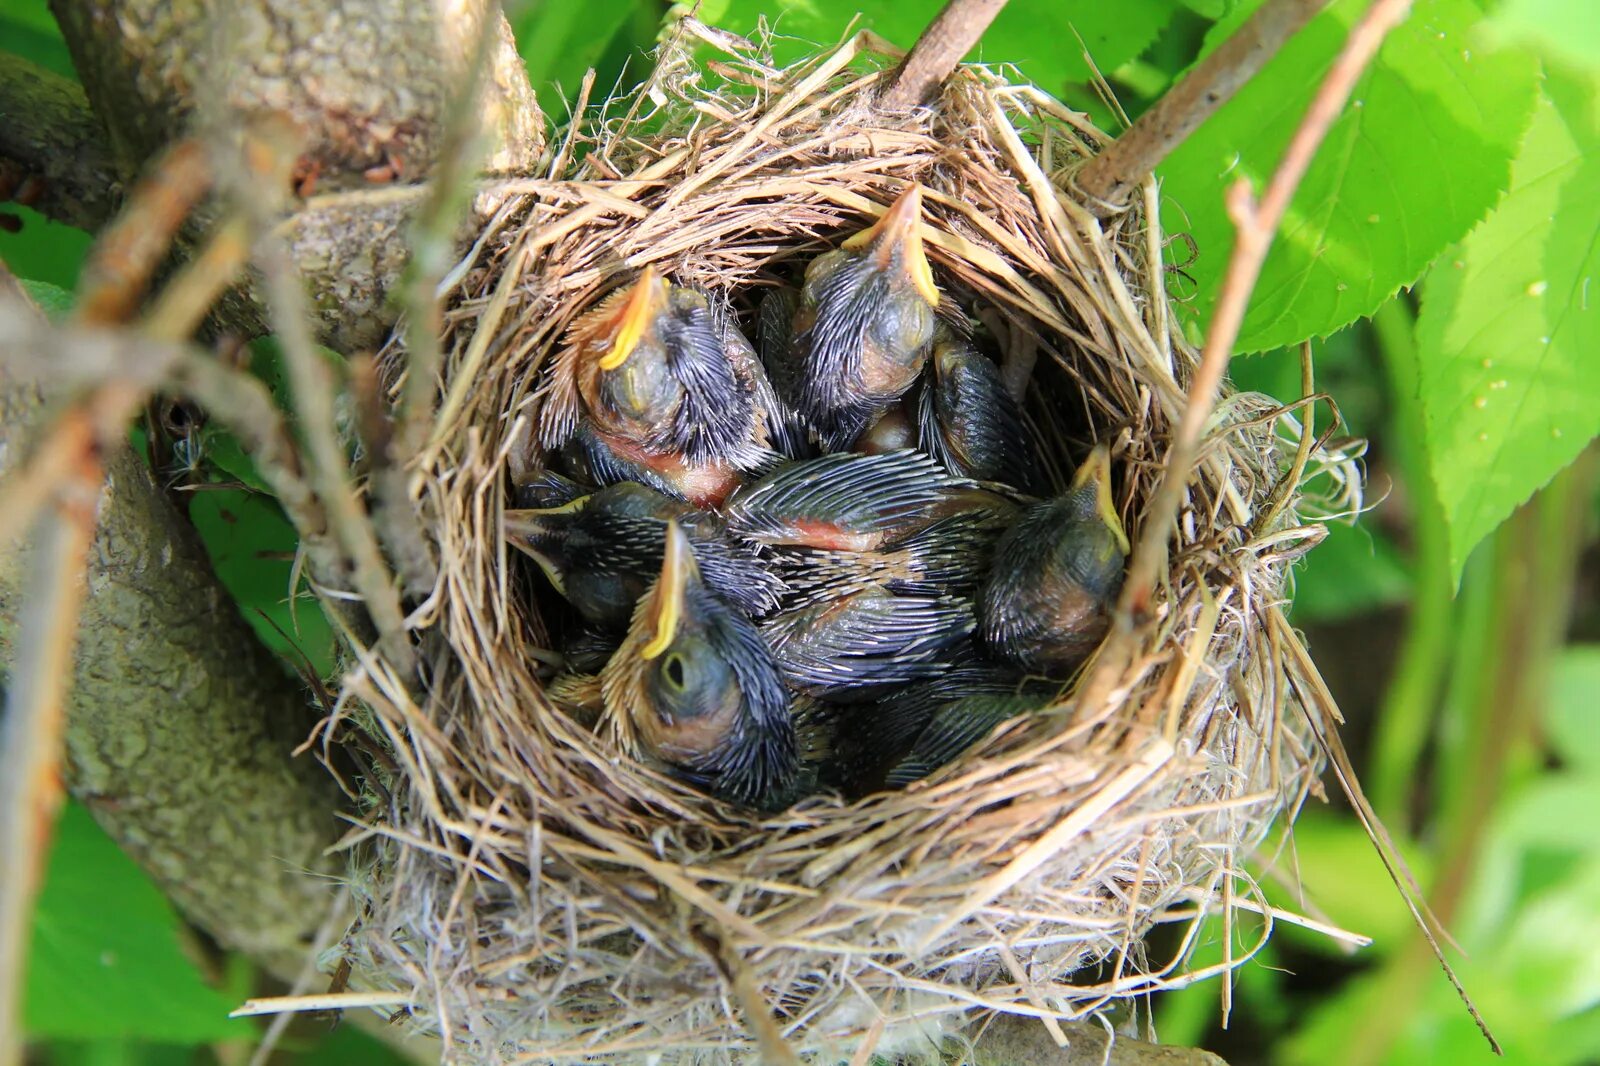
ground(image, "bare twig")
xmin=0 ymin=419 xmax=97 ymax=1066
xmin=1076 ymin=0 xmax=1329 ymax=210
xmin=1118 ymin=0 xmax=1414 ymax=621
xmin=141 ymin=215 xmax=253 ymax=341
xmin=255 ymin=233 xmax=412 ymax=668
xmin=376 ymin=4 xmax=506 ymax=597
xmin=74 ymin=140 xmax=212 ymax=325
xmin=878 ymin=0 xmax=1009 ymax=111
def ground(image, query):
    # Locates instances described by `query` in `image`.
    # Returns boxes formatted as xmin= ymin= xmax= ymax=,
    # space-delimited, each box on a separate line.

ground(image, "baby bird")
xmin=505 ymin=481 xmax=782 ymax=631
xmin=916 ymin=326 xmax=1037 ymax=487
xmin=725 ymin=449 xmax=1017 ymax=602
xmin=827 ymin=662 xmax=1043 ymax=793
xmin=760 ymin=585 xmax=976 ymax=699
xmin=883 ymin=691 xmax=1051 ymax=789
xmin=600 ymin=521 xmax=798 ymax=807
xmin=789 ymin=184 xmax=941 ymax=450
xmin=979 ymin=444 xmax=1130 ymax=676
xmin=541 ymin=266 xmax=775 ymax=506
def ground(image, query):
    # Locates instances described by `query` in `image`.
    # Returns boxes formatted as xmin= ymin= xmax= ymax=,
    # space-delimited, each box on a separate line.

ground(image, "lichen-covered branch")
xmin=1075 ymin=0 xmax=1327 ymax=210
xmin=0 ymin=291 xmax=347 ymax=977
xmin=47 ymin=0 xmax=546 ymax=350
xmin=0 ymin=52 xmax=121 ymax=231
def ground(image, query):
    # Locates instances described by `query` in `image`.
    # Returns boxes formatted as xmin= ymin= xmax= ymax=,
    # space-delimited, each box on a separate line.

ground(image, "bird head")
xmin=603 ymin=520 xmax=796 ymax=804
xmin=633 ymin=521 xmax=748 ymax=738
xmin=583 ymin=265 xmax=682 ymax=428
xmin=843 ymin=183 xmax=940 ymax=308
xmin=1068 ymin=444 xmax=1130 ymax=556
xmin=503 ymin=494 xmax=592 ymax=595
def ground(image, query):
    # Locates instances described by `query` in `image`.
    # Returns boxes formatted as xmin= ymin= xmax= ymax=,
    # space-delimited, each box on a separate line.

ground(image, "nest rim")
xmin=344 ymin=25 xmax=1363 ymax=1062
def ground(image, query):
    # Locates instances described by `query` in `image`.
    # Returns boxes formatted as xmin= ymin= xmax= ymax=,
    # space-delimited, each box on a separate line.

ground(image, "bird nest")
xmin=337 ymin=25 xmax=1361 ymax=1064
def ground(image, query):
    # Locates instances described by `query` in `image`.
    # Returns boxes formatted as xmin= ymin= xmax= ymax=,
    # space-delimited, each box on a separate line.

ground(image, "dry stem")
xmin=878 ymin=0 xmax=1010 ymax=111
xmin=1076 ymin=0 xmax=1328 ymax=210
xmin=1118 ymin=0 xmax=1413 ymax=620
xmin=0 ymin=420 xmax=97 ymax=1066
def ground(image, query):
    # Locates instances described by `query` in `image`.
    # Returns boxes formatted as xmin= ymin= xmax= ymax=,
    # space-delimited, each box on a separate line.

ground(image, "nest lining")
xmin=340 ymin=25 xmax=1363 ymax=1064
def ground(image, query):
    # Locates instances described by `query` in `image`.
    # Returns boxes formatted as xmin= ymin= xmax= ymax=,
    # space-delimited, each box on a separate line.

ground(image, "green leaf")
xmin=26 ymin=803 xmax=249 ymax=1042
xmin=1416 ymin=76 xmax=1600 ymax=578
xmin=1546 ymin=646 xmax=1600 ymax=770
xmin=1488 ymin=0 xmax=1600 ymax=72
xmin=17 ymin=278 xmax=75 ymax=319
xmin=1159 ymin=0 xmax=1540 ymax=352
xmin=706 ymin=0 xmax=1178 ymax=91
xmin=512 ymin=0 xmax=649 ymax=109
xmin=1290 ymin=519 xmax=1411 ymax=623
xmin=187 ymin=489 xmax=337 ymax=677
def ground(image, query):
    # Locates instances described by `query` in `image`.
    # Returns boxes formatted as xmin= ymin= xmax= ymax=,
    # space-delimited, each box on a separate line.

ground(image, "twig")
xmin=1254 ymin=340 xmax=1316 ymax=534
xmin=74 ymin=139 xmax=212 ymax=325
xmin=0 ymin=419 xmax=98 ymax=1066
xmin=254 ymin=235 xmax=413 ymax=667
xmin=378 ymin=4 xmax=504 ymax=597
xmin=877 ymin=0 xmax=1009 ymax=111
xmin=229 ymin=990 xmax=414 ymax=1018
xmin=141 ymin=215 xmax=253 ymax=341
xmin=1118 ymin=0 xmax=1414 ymax=622
xmin=1075 ymin=0 xmax=1329 ymax=210
xmin=232 ymin=123 xmax=412 ymax=667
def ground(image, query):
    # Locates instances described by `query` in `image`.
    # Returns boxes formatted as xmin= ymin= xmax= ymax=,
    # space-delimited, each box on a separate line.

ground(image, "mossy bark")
xmin=0 ymin=335 xmax=345 ymax=977
xmin=41 ymin=0 xmax=545 ymax=351
xmin=0 ymin=53 xmax=122 ymax=231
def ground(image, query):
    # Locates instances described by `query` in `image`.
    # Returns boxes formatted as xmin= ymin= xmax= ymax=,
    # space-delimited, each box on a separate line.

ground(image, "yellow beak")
xmin=641 ymin=519 xmax=699 ymax=660
xmin=842 ymin=183 xmax=940 ymax=308
xmin=503 ymin=496 xmax=591 ymax=594
xmin=598 ymin=264 xmax=662 ymax=372
xmin=1071 ymin=444 xmax=1130 ymax=556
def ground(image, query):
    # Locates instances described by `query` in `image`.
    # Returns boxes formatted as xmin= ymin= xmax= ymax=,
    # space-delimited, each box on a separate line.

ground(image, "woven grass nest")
xmin=341 ymin=24 xmax=1363 ymax=1064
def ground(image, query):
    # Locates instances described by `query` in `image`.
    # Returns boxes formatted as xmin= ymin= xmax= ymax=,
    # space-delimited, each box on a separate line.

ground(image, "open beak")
xmin=503 ymin=496 xmax=591 ymax=592
xmin=598 ymin=264 xmax=662 ymax=371
xmin=641 ymin=519 xmax=699 ymax=660
xmin=843 ymin=183 xmax=940 ymax=307
xmin=1071 ymin=444 xmax=1130 ymax=556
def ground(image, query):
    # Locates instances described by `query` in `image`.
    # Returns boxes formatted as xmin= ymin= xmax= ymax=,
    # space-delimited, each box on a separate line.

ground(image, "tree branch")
xmin=0 ymin=52 xmax=121 ymax=232
xmin=878 ymin=0 xmax=1009 ymax=111
xmin=0 ymin=278 xmax=348 ymax=981
xmin=1075 ymin=0 xmax=1329 ymax=210
xmin=46 ymin=0 xmax=546 ymax=351
xmin=1118 ymin=0 xmax=1413 ymax=620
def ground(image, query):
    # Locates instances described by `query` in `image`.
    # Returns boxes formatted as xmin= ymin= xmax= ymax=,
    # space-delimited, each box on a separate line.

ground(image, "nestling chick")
xmin=600 ymin=521 xmax=798 ymax=807
xmin=788 ymin=184 xmax=941 ymax=450
xmin=725 ymin=449 xmax=1016 ymax=602
xmin=505 ymin=481 xmax=782 ymax=630
xmin=979 ymin=444 xmax=1129 ymax=676
xmin=541 ymin=266 xmax=777 ymax=505
xmin=760 ymin=585 xmax=976 ymax=699
xmin=916 ymin=325 xmax=1037 ymax=487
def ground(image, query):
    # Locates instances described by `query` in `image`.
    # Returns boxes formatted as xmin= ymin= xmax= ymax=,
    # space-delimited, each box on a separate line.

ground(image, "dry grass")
xmin=334 ymin=24 xmax=1364 ymax=1064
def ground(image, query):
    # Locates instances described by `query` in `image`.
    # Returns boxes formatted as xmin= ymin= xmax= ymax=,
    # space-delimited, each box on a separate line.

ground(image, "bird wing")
xmin=761 ymin=591 xmax=976 ymax=697
xmin=724 ymin=450 xmax=956 ymax=548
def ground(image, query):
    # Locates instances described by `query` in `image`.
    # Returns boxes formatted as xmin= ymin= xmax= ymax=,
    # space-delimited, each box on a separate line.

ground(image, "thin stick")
xmin=878 ymin=0 xmax=1009 ymax=111
xmin=1076 ymin=0 xmax=1329 ymax=210
xmin=229 ymin=990 xmax=414 ymax=1018
xmin=1255 ymin=340 xmax=1316 ymax=534
xmin=0 ymin=422 xmax=99 ymax=1066
xmin=1118 ymin=0 xmax=1413 ymax=622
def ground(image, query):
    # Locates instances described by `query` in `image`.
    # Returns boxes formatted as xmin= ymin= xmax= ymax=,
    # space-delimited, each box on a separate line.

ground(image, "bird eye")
xmin=663 ymin=653 xmax=687 ymax=690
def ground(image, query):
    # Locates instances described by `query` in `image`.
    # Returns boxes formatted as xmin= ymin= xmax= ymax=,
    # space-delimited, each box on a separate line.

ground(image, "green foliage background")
xmin=4 ymin=0 xmax=1597 ymax=1062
